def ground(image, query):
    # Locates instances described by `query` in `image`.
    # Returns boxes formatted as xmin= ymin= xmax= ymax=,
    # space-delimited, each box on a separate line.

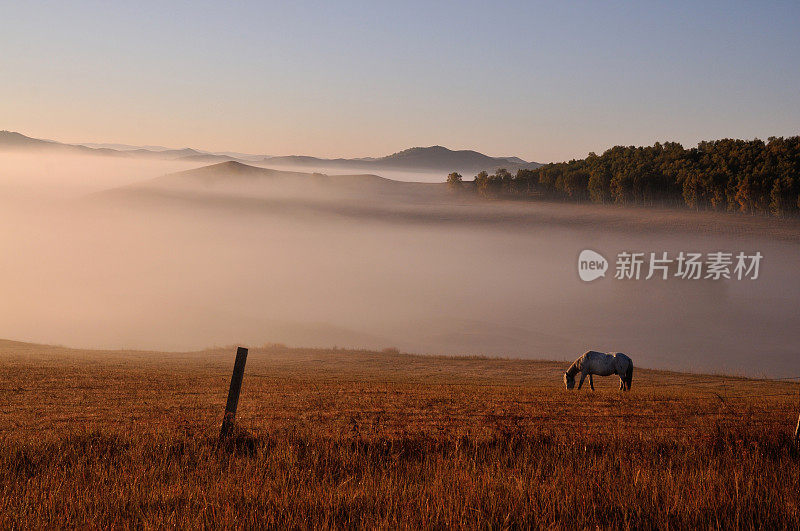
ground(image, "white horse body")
xmin=564 ymin=351 xmax=633 ymax=391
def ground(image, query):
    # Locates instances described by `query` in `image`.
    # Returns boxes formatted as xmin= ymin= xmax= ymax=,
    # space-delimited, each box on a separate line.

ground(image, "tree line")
xmin=446 ymin=137 xmax=800 ymax=217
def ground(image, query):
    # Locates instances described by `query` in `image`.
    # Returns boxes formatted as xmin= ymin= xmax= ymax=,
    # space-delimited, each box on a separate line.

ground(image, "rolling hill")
xmin=1 ymin=130 xmax=540 ymax=175
xmin=94 ymin=160 xmax=446 ymax=208
xmin=263 ymin=145 xmax=541 ymax=174
xmin=132 ymin=160 xmax=434 ymax=190
xmin=0 ymin=131 xmax=220 ymax=160
xmin=0 ymin=130 xmax=121 ymax=156
xmin=90 ymin=160 xmax=800 ymax=243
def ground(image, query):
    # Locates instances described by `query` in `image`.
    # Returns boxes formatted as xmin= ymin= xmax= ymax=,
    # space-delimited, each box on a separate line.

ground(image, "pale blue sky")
xmin=1 ymin=1 xmax=798 ymax=161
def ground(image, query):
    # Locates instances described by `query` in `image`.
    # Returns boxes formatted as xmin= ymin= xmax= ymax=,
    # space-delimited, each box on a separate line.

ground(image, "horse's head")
xmin=563 ymin=372 xmax=575 ymax=390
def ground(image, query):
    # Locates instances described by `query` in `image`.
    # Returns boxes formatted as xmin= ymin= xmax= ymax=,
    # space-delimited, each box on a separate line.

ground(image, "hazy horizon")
xmin=1 ymin=150 xmax=799 ymax=378
xmin=2 ymin=1 xmax=799 ymax=162
xmin=0 ymin=129 xmax=540 ymax=169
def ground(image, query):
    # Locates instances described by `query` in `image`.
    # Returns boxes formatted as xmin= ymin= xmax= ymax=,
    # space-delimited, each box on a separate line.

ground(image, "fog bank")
xmin=1 ymin=152 xmax=798 ymax=377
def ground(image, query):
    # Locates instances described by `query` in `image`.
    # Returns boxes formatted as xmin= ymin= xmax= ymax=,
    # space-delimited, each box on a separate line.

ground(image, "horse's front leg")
xmin=578 ymin=372 xmax=587 ymax=390
xmin=589 ymin=374 xmax=595 ymax=391
xmin=619 ymin=377 xmax=624 ymax=391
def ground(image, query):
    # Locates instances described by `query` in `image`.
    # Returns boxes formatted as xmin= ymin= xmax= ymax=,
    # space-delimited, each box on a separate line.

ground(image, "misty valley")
xmin=3 ymin=4 xmax=800 ymax=526
xmin=1 ymin=150 xmax=797 ymax=377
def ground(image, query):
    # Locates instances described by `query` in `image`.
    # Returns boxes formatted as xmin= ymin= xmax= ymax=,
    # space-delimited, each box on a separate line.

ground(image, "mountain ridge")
xmin=91 ymin=160 xmax=448 ymax=211
xmin=263 ymin=145 xmax=541 ymax=174
xmin=1 ymin=130 xmax=541 ymax=175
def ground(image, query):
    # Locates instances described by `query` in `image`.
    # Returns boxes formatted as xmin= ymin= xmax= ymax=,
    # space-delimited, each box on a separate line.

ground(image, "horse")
xmin=563 ymin=351 xmax=633 ymax=391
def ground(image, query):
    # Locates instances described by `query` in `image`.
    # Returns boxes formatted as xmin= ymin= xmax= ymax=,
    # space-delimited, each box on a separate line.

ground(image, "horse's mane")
xmin=565 ymin=358 xmax=582 ymax=377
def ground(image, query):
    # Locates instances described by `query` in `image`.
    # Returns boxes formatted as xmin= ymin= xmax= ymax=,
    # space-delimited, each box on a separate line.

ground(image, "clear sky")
xmin=1 ymin=1 xmax=798 ymax=162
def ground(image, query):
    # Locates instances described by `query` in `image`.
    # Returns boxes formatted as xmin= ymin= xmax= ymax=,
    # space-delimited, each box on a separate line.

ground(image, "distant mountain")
xmin=381 ymin=146 xmax=514 ymax=168
xmin=0 ymin=130 xmax=53 ymax=149
xmin=134 ymin=160 xmax=433 ymax=191
xmin=79 ymin=142 xmax=175 ymax=151
xmin=0 ymin=131 xmax=237 ymax=161
xmin=124 ymin=147 xmax=208 ymax=160
xmin=94 ymin=161 xmax=447 ymax=210
xmin=0 ymin=130 xmax=120 ymax=156
xmin=80 ymin=142 xmax=268 ymax=161
xmin=145 ymin=160 xmax=309 ymax=187
xmin=264 ymin=145 xmax=541 ymax=175
xmin=179 ymin=153 xmax=244 ymax=163
xmin=1 ymin=130 xmax=541 ymax=175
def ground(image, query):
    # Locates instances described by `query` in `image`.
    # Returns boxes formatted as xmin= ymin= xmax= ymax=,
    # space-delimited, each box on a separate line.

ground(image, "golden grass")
xmin=1 ymin=340 xmax=799 ymax=528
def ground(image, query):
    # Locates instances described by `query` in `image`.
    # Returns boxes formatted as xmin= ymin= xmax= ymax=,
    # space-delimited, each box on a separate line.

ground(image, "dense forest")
xmin=447 ymin=137 xmax=800 ymax=217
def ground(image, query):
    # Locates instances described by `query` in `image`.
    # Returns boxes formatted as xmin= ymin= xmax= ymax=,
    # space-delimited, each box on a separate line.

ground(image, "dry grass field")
xmin=1 ymin=339 xmax=799 ymax=528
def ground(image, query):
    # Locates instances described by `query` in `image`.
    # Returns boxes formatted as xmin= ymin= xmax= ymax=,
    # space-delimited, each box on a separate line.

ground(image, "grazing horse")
xmin=563 ymin=351 xmax=633 ymax=391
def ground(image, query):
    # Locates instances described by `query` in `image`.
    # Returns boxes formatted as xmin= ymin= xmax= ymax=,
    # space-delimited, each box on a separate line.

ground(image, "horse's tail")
xmin=624 ymin=361 xmax=633 ymax=391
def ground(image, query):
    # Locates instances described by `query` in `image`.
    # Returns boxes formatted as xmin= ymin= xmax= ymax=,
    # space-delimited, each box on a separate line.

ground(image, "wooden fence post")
xmin=220 ymin=346 xmax=248 ymax=438
xmin=795 ymin=388 xmax=800 ymax=447
xmin=794 ymin=411 xmax=799 ymax=446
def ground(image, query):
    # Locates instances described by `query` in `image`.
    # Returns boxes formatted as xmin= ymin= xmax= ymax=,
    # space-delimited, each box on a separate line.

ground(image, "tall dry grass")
xmin=1 ymin=341 xmax=799 ymax=528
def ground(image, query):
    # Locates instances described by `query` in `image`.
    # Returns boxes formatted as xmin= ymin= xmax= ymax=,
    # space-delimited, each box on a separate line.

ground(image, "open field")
xmin=1 ymin=339 xmax=799 ymax=528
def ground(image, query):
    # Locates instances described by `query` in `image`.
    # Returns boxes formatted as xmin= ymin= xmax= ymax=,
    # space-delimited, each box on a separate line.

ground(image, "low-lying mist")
xmin=1 ymin=151 xmax=798 ymax=377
